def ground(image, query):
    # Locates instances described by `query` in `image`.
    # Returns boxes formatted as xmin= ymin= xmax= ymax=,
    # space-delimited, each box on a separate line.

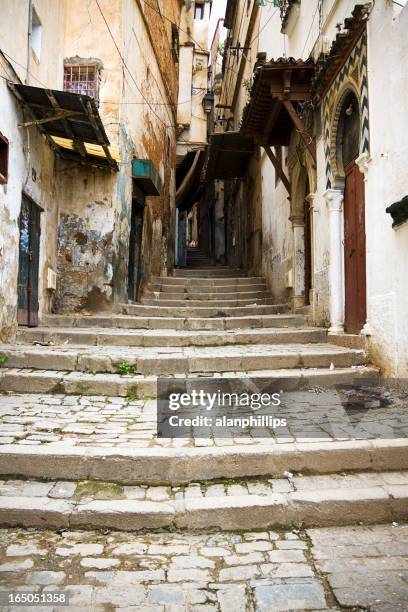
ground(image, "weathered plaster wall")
xmin=0 ymin=1 xmax=65 ymax=338
xmin=122 ymin=0 xmax=180 ymax=286
xmin=56 ymin=0 xmax=179 ymax=312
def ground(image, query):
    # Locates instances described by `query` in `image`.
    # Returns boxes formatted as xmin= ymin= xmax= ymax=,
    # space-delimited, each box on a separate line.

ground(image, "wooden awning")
xmin=205 ymin=132 xmax=255 ymax=180
xmin=9 ymin=83 xmax=118 ymax=170
xmin=241 ymin=58 xmax=315 ymax=154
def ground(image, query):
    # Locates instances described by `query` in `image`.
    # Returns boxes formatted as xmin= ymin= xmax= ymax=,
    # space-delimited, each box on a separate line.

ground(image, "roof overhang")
xmin=241 ymin=58 xmax=315 ymax=147
xmin=9 ymin=83 xmax=118 ymax=170
xmin=311 ymin=4 xmax=370 ymax=99
xmin=205 ymin=132 xmax=255 ymax=180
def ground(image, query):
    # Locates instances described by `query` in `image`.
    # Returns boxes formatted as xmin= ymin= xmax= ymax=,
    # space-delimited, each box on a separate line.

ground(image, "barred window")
xmin=64 ymin=64 xmax=99 ymax=100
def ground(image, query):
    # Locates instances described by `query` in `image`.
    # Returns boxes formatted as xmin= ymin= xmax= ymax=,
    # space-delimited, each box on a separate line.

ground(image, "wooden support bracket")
xmin=264 ymin=146 xmax=291 ymax=197
xmin=18 ymin=110 xmax=80 ymax=128
xmin=281 ymin=99 xmax=316 ymax=164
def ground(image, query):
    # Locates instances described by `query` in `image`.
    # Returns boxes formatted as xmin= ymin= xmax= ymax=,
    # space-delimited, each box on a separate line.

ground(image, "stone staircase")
xmin=0 ymin=265 xmax=407 ymax=534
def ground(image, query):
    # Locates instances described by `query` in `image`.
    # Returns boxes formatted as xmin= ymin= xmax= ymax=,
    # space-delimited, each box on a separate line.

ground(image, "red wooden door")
xmin=343 ymin=161 xmax=366 ymax=333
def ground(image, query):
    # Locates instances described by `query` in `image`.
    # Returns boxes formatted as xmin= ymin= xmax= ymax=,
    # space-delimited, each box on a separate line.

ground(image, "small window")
xmin=0 ymin=133 xmax=9 ymax=184
xmin=31 ymin=7 xmax=42 ymax=61
xmin=64 ymin=64 xmax=99 ymax=100
xmin=194 ymin=2 xmax=204 ymax=20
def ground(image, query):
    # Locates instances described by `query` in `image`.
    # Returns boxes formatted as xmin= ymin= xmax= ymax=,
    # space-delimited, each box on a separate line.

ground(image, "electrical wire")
xmin=95 ymin=0 xmax=171 ymax=129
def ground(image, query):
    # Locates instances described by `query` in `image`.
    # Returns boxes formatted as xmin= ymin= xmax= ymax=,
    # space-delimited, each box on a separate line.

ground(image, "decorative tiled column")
xmin=290 ymin=214 xmax=305 ymax=310
xmin=323 ymin=189 xmax=344 ymax=333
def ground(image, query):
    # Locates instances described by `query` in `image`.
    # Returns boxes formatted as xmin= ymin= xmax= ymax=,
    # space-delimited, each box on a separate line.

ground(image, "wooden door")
xmin=127 ymin=199 xmax=144 ymax=302
xmin=344 ymin=161 xmax=366 ymax=333
xmin=17 ymin=196 xmax=41 ymax=327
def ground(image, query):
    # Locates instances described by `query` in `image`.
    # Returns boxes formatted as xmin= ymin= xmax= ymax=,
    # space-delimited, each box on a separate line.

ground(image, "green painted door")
xmin=17 ymin=196 xmax=41 ymax=326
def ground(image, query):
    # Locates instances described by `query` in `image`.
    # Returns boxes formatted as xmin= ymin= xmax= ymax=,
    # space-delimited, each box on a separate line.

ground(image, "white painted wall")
xmin=0 ymin=0 xmax=65 ymax=338
xmin=364 ymin=1 xmax=408 ymax=375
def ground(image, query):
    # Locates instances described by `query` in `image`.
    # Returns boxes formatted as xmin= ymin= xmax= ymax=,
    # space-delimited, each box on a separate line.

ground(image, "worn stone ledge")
xmin=0 ymin=471 xmax=407 ymax=531
xmin=0 ymin=438 xmax=406 ymax=484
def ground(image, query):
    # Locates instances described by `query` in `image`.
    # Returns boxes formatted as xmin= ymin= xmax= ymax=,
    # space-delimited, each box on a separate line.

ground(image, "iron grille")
xmin=63 ymin=64 xmax=98 ymax=100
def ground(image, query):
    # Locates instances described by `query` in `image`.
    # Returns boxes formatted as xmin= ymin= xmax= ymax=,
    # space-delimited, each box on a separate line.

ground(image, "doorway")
xmin=127 ymin=197 xmax=144 ymax=302
xmin=17 ymin=195 xmax=42 ymax=327
xmin=337 ymin=90 xmax=367 ymax=333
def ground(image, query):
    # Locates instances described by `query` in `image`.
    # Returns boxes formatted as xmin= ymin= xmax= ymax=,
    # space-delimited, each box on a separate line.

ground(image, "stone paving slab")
xmin=0 ymin=387 xmax=406 ymax=450
xmin=0 ymin=524 xmax=406 ymax=610
xmin=309 ymin=524 xmax=408 ymax=611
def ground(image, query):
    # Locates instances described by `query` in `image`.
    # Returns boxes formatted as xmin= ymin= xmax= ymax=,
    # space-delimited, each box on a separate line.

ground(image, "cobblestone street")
xmin=0 ymin=390 xmax=407 ymax=449
xmin=0 ymin=524 xmax=407 ymax=611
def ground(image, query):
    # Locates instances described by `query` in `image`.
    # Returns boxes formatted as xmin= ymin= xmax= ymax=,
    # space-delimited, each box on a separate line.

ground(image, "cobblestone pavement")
xmin=0 ymin=389 xmax=407 ymax=449
xmin=0 ymin=524 xmax=407 ymax=611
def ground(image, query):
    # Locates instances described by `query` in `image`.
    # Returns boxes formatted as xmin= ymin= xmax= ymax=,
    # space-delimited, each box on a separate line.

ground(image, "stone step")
xmin=0 ymin=365 xmax=377 ymax=397
xmin=140 ymin=297 xmax=277 ymax=307
xmin=0 ymin=343 xmax=367 ymax=375
xmin=152 ymin=276 xmax=265 ymax=286
xmin=0 ymin=470 xmax=407 ymax=531
xmin=150 ymin=282 xmax=267 ymax=293
xmin=40 ymin=313 xmax=307 ymax=331
xmin=16 ymin=327 xmax=328 ymax=348
xmin=174 ymin=270 xmax=247 ymax=277
xmin=122 ymin=304 xmax=289 ymax=317
xmin=144 ymin=290 xmax=271 ymax=301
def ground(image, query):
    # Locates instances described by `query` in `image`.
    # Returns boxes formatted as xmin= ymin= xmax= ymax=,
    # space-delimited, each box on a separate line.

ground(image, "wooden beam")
xmin=281 ymin=99 xmax=316 ymax=163
xmin=264 ymin=146 xmax=291 ymax=196
xmin=262 ymin=99 xmax=282 ymax=146
xmin=18 ymin=110 xmax=79 ymax=128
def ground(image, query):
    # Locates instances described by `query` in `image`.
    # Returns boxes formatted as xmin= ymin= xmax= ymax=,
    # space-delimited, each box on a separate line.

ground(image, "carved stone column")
xmin=306 ymin=192 xmax=317 ymax=311
xmin=323 ymin=189 xmax=344 ymax=333
xmin=290 ymin=214 xmax=305 ymax=310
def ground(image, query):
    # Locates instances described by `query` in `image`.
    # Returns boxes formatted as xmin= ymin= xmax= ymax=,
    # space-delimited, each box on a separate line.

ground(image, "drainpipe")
xmin=26 ymin=0 xmax=33 ymax=84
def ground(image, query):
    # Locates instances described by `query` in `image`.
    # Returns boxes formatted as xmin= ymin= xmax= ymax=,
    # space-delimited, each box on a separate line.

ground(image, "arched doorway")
xmin=291 ymin=168 xmax=313 ymax=309
xmin=336 ymin=90 xmax=367 ymax=333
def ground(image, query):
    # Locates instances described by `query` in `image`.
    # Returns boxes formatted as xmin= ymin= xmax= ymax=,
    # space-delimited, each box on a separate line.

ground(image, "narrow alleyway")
xmin=0 ymin=260 xmax=408 ymax=609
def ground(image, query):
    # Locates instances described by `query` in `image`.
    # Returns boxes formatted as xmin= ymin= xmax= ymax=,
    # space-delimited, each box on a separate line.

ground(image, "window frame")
xmin=194 ymin=2 xmax=205 ymax=20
